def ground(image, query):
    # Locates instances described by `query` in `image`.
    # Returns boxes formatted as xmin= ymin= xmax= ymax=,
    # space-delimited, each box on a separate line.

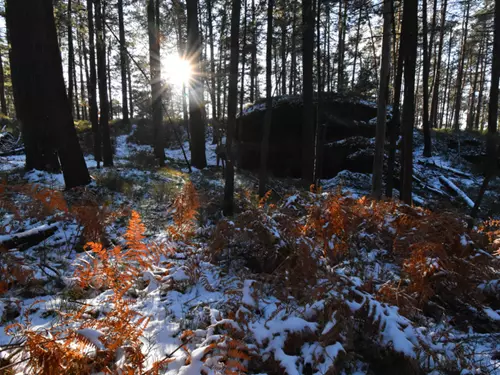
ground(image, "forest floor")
xmin=0 ymin=123 xmax=499 ymax=375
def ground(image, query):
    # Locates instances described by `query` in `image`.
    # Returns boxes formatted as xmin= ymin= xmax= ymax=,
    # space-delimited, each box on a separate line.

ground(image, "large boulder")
xmin=235 ymin=93 xmax=389 ymax=178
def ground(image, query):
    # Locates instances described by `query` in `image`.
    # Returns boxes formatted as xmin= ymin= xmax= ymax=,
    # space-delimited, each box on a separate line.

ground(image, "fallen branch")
xmin=439 ymin=175 xmax=475 ymax=208
xmin=0 ymin=147 xmax=25 ymax=157
xmin=0 ymin=224 xmax=58 ymax=251
xmin=420 ymin=160 xmax=472 ymax=178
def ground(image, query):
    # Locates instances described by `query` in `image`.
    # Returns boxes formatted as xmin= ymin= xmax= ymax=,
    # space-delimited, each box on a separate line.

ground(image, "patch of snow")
xmin=484 ymin=308 xmax=500 ymax=321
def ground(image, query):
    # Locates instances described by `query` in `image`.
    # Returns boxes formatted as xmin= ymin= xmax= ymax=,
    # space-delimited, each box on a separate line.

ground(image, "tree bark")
xmin=73 ymin=43 xmax=81 ymax=120
xmin=6 ymin=0 xmax=90 ymax=188
xmin=471 ymin=0 xmax=500 ymax=219
xmin=240 ymin=0 xmax=248 ymax=114
xmin=452 ymin=0 xmax=471 ymax=132
xmin=95 ymin=0 xmax=113 ymax=166
xmin=128 ymin=55 xmax=134 ymax=119
xmin=77 ymin=27 xmax=88 ymax=121
xmin=118 ymin=0 xmax=129 ymax=124
xmin=386 ymin=0 xmax=403 ymax=199
xmin=351 ymin=6 xmax=362 ymax=89
xmin=68 ymin=0 xmax=75 ymax=118
xmin=259 ymin=0 xmax=273 ymax=197
xmin=475 ymin=42 xmax=487 ymax=131
xmin=0 ymin=46 xmax=8 ymax=116
xmin=337 ymin=0 xmax=344 ymax=92
xmin=430 ymin=0 xmax=447 ymax=128
xmin=289 ymin=0 xmax=297 ymax=95
xmin=466 ymin=40 xmax=483 ymax=131
xmin=400 ymin=0 xmax=418 ymax=204
xmin=217 ymin=2 xmax=228 ymax=118
xmin=187 ymin=0 xmax=207 ymax=169
xmin=441 ymin=30 xmax=453 ymax=128
xmin=86 ymin=0 xmax=101 ymax=167
xmin=372 ymin=0 xmax=392 ymax=199
xmin=280 ymin=9 xmax=287 ymax=96
xmin=422 ymin=0 xmax=432 ymax=157
xmin=147 ymin=0 xmax=165 ymax=166
xmin=302 ymin=0 xmax=315 ymax=183
xmin=207 ymin=0 xmax=217 ymax=130
xmin=223 ymin=0 xmax=241 ymax=215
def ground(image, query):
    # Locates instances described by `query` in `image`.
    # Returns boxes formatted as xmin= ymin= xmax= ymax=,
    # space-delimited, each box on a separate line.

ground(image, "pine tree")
xmin=95 ymin=0 xmax=113 ymax=167
xmin=6 ymin=0 xmax=90 ymax=188
xmin=147 ymin=0 xmax=165 ymax=166
xmin=187 ymin=0 xmax=207 ymax=169
xmin=223 ymin=0 xmax=241 ymax=215
xmin=118 ymin=0 xmax=129 ymax=125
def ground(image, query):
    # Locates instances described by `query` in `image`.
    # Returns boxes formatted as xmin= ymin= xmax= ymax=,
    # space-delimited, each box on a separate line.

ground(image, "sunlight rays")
xmin=162 ymin=54 xmax=193 ymax=88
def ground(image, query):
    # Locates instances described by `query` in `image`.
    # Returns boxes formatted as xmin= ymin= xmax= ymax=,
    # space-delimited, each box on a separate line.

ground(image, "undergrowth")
xmin=1 ymin=181 xmax=499 ymax=374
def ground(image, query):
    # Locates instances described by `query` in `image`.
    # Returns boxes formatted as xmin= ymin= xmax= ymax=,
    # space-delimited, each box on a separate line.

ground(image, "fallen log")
xmin=0 ymin=224 xmax=58 ymax=251
xmin=439 ymin=175 xmax=475 ymax=208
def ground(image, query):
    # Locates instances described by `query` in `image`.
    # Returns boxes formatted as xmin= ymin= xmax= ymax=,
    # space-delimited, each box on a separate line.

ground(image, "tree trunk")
xmin=147 ymin=0 xmax=165 ymax=166
xmin=351 ymin=6 xmax=362 ymax=89
xmin=239 ymin=0 xmax=248 ymax=114
xmin=452 ymin=0 xmax=471 ymax=132
xmin=95 ymin=0 xmax=113 ymax=166
xmin=315 ymin=0 xmax=324 ymax=184
xmin=187 ymin=0 xmax=207 ymax=169
xmin=430 ymin=0 xmax=447 ymax=128
xmin=106 ymin=23 xmax=113 ymax=121
xmin=289 ymin=0 xmax=297 ymax=95
xmin=86 ymin=0 xmax=101 ymax=167
xmin=427 ymin=0 xmax=438 ymax=96
xmin=302 ymin=0 xmax=315 ymax=183
xmin=6 ymin=0 xmax=90 ymax=188
xmin=400 ymin=0 xmax=418 ymax=204
xmin=337 ymin=0 xmax=343 ymax=92
xmin=78 ymin=27 xmax=88 ymax=121
xmin=73 ymin=45 xmax=81 ymax=120
xmin=466 ymin=40 xmax=484 ymax=131
xmin=218 ymin=1 xmax=228 ymax=119
xmin=386 ymin=0 xmax=404 ymax=198
xmin=0 ymin=46 xmax=8 ymax=116
xmin=372 ymin=0 xmax=392 ymax=199
xmin=475 ymin=43 xmax=487 ymax=131
xmin=207 ymin=0 xmax=217 ymax=129
xmin=68 ymin=0 xmax=75 ymax=118
xmin=259 ymin=0 xmax=273 ymax=197
xmin=118 ymin=0 xmax=129 ymax=124
xmin=471 ymin=0 xmax=500 ymax=218
xmin=223 ymin=0 xmax=241 ymax=215
xmin=442 ymin=30 xmax=453 ymax=128
xmin=422 ymin=0 xmax=432 ymax=157
xmin=280 ymin=11 xmax=287 ymax=96
xmin=128 ymin=55 xmax=134 ymax=119
xmin=325 ymin=5 xmax=331 ymax=92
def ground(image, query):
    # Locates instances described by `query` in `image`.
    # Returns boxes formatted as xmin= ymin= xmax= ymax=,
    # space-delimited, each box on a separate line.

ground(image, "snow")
xmin=1 ymin=128 xmax=500 ymax=374
xmin=242 ymin=279 xmax=257 ymax=308
xmin=76 ymin=328 xmax=105 ymax=350
xmin=0 ymin=223 xmax=57 ymax=244
xmin=484 ymin=308 xmax=500 ymax=321
xmin=439 ymin=175 xmax=475 ymax=207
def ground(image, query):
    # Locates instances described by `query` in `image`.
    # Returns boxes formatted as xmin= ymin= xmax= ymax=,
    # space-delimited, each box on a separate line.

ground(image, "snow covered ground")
xmin=1 ymin=127 xmax=499 ymax=374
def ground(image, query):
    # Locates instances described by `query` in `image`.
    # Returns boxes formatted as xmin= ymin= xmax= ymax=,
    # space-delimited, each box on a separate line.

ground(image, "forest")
xmin=0 ymin=0 xmax=499 ymax=373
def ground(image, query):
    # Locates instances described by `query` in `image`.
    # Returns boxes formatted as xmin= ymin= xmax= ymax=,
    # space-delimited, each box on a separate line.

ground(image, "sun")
xmin=163 ymin=54 xmax=193 ymax=88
